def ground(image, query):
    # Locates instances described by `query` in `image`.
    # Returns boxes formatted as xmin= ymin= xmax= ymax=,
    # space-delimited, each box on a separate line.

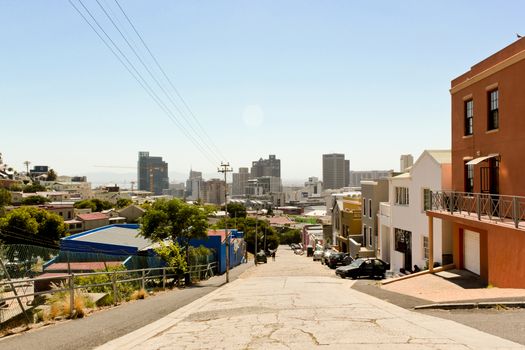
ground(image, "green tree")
xmin=140 ymin=199 xmax=209 ymax=282
xmin=46 ymin=169 xmax=57 ymax=181
xmin=115 ymin=198 xmax=133 ymax=209
xmin=23 ymin=183 xmax=47 ymax=193
xmin=0 ymin=188 xmax=11 ymax=207
xmin=214 ymin=217 xmax=279 ymax=253
xmin=21 ymin=195 xmax=50 ymax=205
xmin=226 ymin=202 xmax=247 ymax=219
xmin=74 ymin=199 xmax=113 ymax=212
xmin=279 ymin=228 xmax=301 ymax=245
xmin=0 ymin=206 xmax=67 ymax=243
xmin=154 ymin=241 xmax=187 ymax=280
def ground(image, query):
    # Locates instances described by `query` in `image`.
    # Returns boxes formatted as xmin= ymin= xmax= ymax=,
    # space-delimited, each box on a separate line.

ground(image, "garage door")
xmin=463 ymin=230 xmax=480 ymax=275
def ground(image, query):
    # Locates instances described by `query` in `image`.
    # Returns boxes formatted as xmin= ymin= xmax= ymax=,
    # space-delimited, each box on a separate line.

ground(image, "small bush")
xmin=45 ymin=282 xmax=93 ymax=319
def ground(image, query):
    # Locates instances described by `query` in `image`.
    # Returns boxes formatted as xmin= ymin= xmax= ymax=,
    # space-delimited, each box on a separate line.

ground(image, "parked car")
xmin=335 ymin=258 xmax=390 ymax=279
xmin=312 ymin=249 xmax=324 ymax=261
xmin=327 ymin=252 xmax=353 ymax=269
xmin=256 ymin=250 xmax=267 ymax=263
xmin=321 ymin=249 xmax=335 ymax=265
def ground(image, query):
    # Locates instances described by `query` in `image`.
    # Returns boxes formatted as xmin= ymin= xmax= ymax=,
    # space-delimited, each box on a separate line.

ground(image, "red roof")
xmin=45 ymin=261 xmax=122 ymax=272
xmin=207 ymin=229 xmax=233 ymax=240
xmin=268 ymin=216 xmax=294 ymax=225
xmin=77 ymin=212 xmax=109 ymax=221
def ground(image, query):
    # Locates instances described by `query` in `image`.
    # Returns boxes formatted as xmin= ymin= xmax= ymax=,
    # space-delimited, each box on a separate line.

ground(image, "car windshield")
xmin=349 ymin=258 xmax=365 ymax=268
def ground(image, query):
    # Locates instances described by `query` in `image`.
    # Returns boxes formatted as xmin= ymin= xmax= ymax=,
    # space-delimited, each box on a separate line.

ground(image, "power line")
xmin=113 ymin=0 xmax=228 ymax=162
xmin=97 ymin=0 xmax=224 ymax=163
xmin=69 ymin=0 xmax=220 ymax=166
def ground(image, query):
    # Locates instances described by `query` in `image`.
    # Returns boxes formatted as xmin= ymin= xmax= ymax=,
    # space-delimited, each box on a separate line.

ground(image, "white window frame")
xmin=423 ymin=236 xmax=429 ymax=261
xmin=395 ymin=186 xmax=409 ymax=206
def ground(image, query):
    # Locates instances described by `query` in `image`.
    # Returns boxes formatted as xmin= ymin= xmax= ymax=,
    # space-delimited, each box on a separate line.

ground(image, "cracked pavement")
xmin=98 ymin=248 xmax=524 ymax=349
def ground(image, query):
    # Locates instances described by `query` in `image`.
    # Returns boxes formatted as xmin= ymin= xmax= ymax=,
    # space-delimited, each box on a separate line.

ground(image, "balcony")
xmin=430 ymin=191 xmax=525 ymax=229
xmin=379 ymin=202 xmax=390 ymax=217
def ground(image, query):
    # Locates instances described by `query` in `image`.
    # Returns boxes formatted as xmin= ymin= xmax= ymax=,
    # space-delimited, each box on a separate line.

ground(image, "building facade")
xmin=428 ymin=38 xmax=525 ymax=287
xmin=137 ymin=151 xmax=169 ymax=195
xmin=205 ymin=178 xmax=226 ymax=205
xmin=232 ymin=167 xmax=251 ymax=196
xmin=349 ymin=170 xmax=392 ymax=188
xmin=250 ymin=154 xmax=281 ymax=178
xmin=379 ymin=150 xmax=452 ymax=273
xmin=322 ymin=153 xmax=349 ymax=190
xmin=360 ymin=179 xmax=389 ymax=258
xmin=400 ymin=154 xmax=414 ymax=172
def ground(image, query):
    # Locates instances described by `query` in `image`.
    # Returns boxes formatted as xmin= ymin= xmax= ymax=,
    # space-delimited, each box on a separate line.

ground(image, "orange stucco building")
xmin=428 ymin=38 xmax=525 ymax=288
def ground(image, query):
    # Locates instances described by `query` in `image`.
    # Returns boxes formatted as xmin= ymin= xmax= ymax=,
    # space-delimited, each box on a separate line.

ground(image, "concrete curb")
xmin=415 ymin=301 xmax=525 ymax=310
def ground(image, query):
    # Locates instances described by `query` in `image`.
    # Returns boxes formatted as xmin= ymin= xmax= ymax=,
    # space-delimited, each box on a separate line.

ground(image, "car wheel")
xmin=351 ymin=275 xmax=357 ymax=280
xmin=339 ymin=274 xmax=345 ymax=279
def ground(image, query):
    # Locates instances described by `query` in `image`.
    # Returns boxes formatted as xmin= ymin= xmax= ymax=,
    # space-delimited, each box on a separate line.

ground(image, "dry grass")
xmin=46 ymin=282 xmax=94 ymax=319
xmin=130 ymin=288 xmax=148 ymax=300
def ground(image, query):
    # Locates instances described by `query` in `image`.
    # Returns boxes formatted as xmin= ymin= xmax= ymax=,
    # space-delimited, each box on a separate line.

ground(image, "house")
xmin=332 ymin=198 xmax=362 ymax=255
xmin=427 ymin=38 xmax=525 ymax=288
xmin=117 ymin=204 xmax=146 ymax=223
xmin=66 ymin=212 xmax=111 ymax=234
xmin=360 ymin=179 xmax=389 ymax=258
xmin=379 ymin=150 xmax=452 ymax=273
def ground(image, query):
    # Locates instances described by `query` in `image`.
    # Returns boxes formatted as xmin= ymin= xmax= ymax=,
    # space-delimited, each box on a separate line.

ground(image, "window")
xmin=423 ymin=188 xmax=432 ymax=211
xmin=488 ymin=89 xmax=499 ymax=130
xmin=395 ymin=187 xmax=409 ymax=205
xmin=464 ymin=99 xmax=473 ymax=135
xmin=368 ymin=199 xmax=372 ymax=218
xmin=368 ymin=227 xmax=373 ymax=247
xmin=363 ymin=225 xmax=367 ymax=246
xmin=423 ymin=236 xmax=429 ymax=260
xmin=394 ymin=228 xmax=411 ymax=253
xmin=465 ymin=162 xmax=474 ymax=193
xmin=362 ymin=198 xmax=366 ymax=216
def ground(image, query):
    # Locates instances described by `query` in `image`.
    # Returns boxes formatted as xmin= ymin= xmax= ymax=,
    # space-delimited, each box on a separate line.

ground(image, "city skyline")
xmin=2 ymin=1 xmax=524 ymax=180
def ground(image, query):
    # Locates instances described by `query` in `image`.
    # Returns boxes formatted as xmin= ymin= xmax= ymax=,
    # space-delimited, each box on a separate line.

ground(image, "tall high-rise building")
xmin=322 ymin=153 xmax=349 ymax=190
xmin=250 ymin=154 xmax=281 ymax=178
xmin=137 ymin=151 xmax=169 ymax=195
xmin=232 ymin=167 xmax=250 ymax=196
xmin=400 ymin=154 xmax=414 ymax=172
xmin=205 ymin=179 xmax=226 ymax=205
xmin=186 ymin=169 xmax=204 ymax=201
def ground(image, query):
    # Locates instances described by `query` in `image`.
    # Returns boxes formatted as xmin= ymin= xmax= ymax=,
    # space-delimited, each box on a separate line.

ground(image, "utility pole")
xmin=218 ymin=162 xmax=233 ymax=283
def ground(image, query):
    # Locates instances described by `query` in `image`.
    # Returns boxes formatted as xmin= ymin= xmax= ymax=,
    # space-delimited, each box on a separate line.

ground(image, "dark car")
xmin=335 ymin=258 xmax=390 ymax=279
xmin=255 ymin=251 xmax=267 ymax=263
xmin=327 ymin=252 xmax=353 ymax=269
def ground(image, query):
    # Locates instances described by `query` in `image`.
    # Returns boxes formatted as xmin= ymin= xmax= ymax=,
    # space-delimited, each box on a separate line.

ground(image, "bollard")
xmin=141 ymin=270 xmax=145 ymax=290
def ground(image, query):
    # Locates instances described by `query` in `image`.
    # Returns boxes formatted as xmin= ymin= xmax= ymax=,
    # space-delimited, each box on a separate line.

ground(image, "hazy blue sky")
xmin=1 ymin=1 xmax=524 ymax=183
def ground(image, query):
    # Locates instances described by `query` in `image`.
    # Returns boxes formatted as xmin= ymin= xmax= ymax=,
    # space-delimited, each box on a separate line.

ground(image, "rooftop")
xmin=77 ymin=212 xmax=110 ymax=221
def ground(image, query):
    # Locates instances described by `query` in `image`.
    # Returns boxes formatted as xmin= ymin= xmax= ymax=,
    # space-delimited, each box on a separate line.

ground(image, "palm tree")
xmin=23 ymin=161 xmax=30 ymax=175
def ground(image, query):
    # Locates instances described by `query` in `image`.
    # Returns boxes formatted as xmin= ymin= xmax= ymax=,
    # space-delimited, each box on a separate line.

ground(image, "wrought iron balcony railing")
xmin=430 ymin=191 xmax=525 ymax=229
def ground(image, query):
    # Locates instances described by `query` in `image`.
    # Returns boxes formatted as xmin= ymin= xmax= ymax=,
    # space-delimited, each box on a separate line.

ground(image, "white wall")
xmin=388 ymin=152 xmax=446 ymax=272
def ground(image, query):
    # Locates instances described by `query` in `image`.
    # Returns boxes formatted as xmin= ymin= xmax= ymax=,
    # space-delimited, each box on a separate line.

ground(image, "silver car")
xmin=313 ymin=249 xmax=323 ymax=261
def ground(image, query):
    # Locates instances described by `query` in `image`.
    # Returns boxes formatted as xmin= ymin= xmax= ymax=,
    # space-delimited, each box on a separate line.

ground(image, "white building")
xmin=378 ymin=150 xmax=452 ymax=273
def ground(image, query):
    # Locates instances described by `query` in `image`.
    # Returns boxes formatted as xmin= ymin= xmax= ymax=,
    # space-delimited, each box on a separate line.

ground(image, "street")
xmin=98 ymin=247 xmax=523 ymax=349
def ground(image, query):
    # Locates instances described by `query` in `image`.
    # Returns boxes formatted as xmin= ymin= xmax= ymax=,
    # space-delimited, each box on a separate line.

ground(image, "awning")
xmin=466 ymin=154 xmax=499 ymax=165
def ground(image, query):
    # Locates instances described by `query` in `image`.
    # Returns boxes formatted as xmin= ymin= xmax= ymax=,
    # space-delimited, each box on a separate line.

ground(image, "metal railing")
xmin=431 ymin=191 xmax=525 ymax=229
xmin=0 ymin=262 xmax=217 ymax=324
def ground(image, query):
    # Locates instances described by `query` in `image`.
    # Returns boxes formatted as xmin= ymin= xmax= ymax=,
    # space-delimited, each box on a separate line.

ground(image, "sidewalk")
xmin=381 ymin=269 xmax=525 ymax=303
xmin=97 ymin=248 xmax=523 ymax=349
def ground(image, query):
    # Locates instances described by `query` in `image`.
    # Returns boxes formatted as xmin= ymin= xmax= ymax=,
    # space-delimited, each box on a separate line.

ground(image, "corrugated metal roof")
xmin=71 ymin=225 xmax=152 ymax=250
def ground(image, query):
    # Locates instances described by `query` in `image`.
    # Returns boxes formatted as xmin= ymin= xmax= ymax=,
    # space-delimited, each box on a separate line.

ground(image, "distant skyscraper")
xmin=186 ymin=169 xmax=204 ymax=201
xmin=349 ymin=170 xmax=393 ymax=187
xmin=250 ymin=154 xmax=281 ymax=178
xmin=400 ymin=154 xmax=414 ymax=172
xmin=232 ymin=167 xmax=250 ymax=196
xmin=205 ymin=178 xmax=226 ymax=205
xmin=323 ymin=154 xmax=349 ymax=190
xmin=137 ymin=151 xmax=169 ymax=195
